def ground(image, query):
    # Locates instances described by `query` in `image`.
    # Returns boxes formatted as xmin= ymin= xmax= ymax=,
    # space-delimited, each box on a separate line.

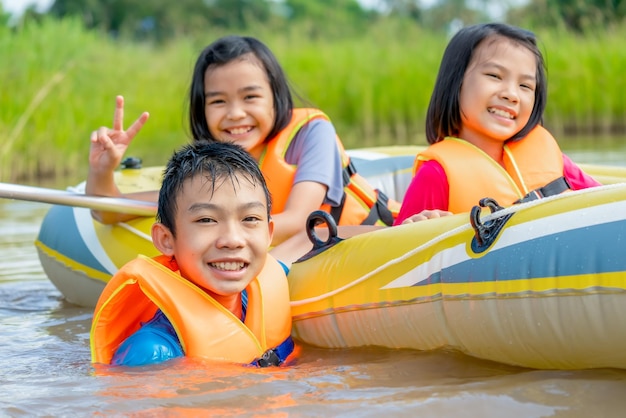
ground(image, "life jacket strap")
xmin=332 ymin=160 xmax=395 ymax=226
xmin=516 ymin=176 xmax=572 ymax=203
xmin=360 ymin=190 xmax=395 ymax=226
xmin=329 ymin=194 xmax=346 ymax=225
xmin=329 ymin=160 xmax=357 ymax=225
xmin=342 ymin=160 xmax=357 ymax=186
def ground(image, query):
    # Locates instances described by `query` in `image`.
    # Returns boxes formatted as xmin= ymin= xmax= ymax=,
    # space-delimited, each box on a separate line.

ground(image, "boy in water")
xmin=90 ymin=141 xmax=294 ymax=367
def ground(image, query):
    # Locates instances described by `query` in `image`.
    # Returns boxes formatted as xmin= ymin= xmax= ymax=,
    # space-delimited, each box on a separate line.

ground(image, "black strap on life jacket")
xmin=329 ymin=194 xmax=346 ymax=226
xmin=515 ymin=176 xmax=572 ymax=204
xmin=343 ymin=159 xmax=357 ymax=186
xmin=360 ymin=190 xmax=395 ymax=226
xmin=329 ymin=160 xmax=396 ymax=227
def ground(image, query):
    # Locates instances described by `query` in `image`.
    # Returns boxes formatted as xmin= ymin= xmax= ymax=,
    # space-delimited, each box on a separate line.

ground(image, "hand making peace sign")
xmin=89 ymin=95 xmax=150 ymax=175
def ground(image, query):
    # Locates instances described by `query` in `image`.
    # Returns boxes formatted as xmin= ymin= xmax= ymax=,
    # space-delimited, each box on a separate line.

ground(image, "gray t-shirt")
xmin=284 ymin=119 xmax=344 ymax=207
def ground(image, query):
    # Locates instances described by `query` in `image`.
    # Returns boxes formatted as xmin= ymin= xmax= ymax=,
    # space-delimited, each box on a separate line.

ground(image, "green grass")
xmin=1 ymin=17 xmax=625 ymax=181
xmin=539 ymin=26 xmax=626 ymax=134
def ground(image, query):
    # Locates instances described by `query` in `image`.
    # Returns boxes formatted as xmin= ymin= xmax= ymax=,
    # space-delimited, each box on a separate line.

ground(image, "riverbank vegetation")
xmin=1 ymin=4 xmax=625 ymax=181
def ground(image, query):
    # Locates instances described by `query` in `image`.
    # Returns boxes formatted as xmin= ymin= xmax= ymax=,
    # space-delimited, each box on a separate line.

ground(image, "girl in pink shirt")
xmin=395 ymin=23 xmax=600 ymax=225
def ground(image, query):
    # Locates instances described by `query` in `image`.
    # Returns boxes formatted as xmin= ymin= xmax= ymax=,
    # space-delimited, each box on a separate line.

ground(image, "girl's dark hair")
xmin=425 ymin=23 xmax=547 ymax=144
xmin=157 ymin=141 xmax=272 ymax=237
xmin=188 ymin=35 xmax=293 ymax=143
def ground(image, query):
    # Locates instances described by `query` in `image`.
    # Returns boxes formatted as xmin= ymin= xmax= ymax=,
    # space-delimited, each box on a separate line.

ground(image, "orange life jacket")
xmin=260 ymin=108 xmax=400 ymax=226
xmin=415 ymin=125 xmax=568 ymax=213
xmin=90 ymin=254 xmax=292 ymax=365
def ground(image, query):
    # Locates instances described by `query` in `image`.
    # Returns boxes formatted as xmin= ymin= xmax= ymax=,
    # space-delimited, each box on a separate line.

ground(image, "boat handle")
xmin=470 ymin=197 xmax=513 ymax=253
xmin=294 ymin=210 xmax=344 ymax=262
xmin=306 ymin=210 xmax=341 ymax=249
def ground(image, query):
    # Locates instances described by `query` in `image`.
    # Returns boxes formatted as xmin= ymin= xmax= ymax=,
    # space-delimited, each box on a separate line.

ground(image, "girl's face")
xmin=458 ymin=36 xmax=537 ymax=154
xmin=203 ymin=54 xmax=275 ymax=160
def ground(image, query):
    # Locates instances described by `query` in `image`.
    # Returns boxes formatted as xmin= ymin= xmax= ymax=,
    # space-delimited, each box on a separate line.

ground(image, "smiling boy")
xmin=90 ymin=141 xmax=294 ymax=367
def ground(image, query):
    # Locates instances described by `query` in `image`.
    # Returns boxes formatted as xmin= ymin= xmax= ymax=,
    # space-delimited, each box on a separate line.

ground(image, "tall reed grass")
xmin=539 ymin=27 xmax=626 ymax=135
xmin=1 ymin=18 xmax=624 ymax=181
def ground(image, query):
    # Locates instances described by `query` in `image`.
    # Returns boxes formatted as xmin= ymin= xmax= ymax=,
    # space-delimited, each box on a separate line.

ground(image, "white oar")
xmin=0 ymin=182 xmax=157 ymax=216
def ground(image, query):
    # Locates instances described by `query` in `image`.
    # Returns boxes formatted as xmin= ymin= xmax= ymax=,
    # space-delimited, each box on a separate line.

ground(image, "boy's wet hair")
xmin=157 ymin=141 xmax=272 ymax=237
xmin=188 ymin=35 xmax=293 ymax=144
xmin=425 ymin=23 xmax=547 ymax=144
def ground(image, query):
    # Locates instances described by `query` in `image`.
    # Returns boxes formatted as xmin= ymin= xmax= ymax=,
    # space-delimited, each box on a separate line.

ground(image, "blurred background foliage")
xmin=1 ymin=0 xmax=625 ymax=181
xmin=15 ymin=0 xmax=625 ymax=38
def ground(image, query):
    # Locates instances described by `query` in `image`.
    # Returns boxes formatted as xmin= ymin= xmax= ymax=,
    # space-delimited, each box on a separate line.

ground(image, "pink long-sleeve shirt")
xmin=394 ymin=154 xmax=601 ymax=225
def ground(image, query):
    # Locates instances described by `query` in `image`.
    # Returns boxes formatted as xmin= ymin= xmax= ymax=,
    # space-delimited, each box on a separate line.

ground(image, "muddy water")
xmin=2 ymin=144 xmax=626 ymax=416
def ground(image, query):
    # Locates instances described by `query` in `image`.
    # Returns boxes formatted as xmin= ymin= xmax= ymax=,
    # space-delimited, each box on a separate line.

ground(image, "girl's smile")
xmin=488 ymin=106 xmax=516 ymax=119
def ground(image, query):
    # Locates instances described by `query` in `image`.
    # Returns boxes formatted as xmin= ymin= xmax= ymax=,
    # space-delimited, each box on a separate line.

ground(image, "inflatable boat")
xmin=289 ymin=184 xmax=626 ymax=370
xmin=34 ymin=147 xmax=417 ymax=308
xmin=33 ymin=147 xmax=626 ymax=369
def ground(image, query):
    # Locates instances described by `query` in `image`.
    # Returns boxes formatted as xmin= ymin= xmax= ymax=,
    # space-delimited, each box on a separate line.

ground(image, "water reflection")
xmin=561 ymin=135 xmax=626 ymax=166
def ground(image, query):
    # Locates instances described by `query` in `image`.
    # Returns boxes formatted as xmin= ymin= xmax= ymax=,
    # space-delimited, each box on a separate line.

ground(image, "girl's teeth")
xmin=489 ymin=108 xmax=514 ymax=119
xmin=229 ymin=127 xmax=249 ymax=135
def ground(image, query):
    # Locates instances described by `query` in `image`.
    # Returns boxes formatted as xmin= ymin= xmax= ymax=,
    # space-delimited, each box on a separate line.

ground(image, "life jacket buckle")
xmin=256 ymin=348 xmax=281 ymax=367
xmin=516 ymin=176 xmax=572 ymax=204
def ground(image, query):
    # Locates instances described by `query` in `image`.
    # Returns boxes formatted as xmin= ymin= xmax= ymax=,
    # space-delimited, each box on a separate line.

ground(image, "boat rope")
xmin=290 ymin=220 xmax=472 ymax=307
xmin=117 ymin=222 xmax=153 ymax=242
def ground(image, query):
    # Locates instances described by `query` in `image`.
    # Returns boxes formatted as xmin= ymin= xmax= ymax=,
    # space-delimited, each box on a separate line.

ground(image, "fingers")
xmin=401 ymin=214 xmax=427 ymax=224
xmin=112 ymin=95 xmax=124 ymax=131
xmin=125 ymin=112 xmax=150 ymax=140
xmin=421 ymin=209 xmax=453 ymax=219
xmin=90 ymin=127 xmax=113 ymax=149
xmin=111 ymin=95 xmax=148 ymax=140
xmin=401 ymin=209 xmax=453 ymax=224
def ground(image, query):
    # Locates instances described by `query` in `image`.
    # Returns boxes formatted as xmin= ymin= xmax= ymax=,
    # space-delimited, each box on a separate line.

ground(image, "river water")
xmin=2 ymin=142 xmax=626 ymax=417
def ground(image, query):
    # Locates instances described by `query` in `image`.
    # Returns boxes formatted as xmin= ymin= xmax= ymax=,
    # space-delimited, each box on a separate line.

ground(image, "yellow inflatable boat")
xmin=33 ymin=147 xmax=626 ymax=369
xmin=34 ymin=147 xmax=416 ymax=308
xmin=289 ymin=183 xmax=626 ymax=370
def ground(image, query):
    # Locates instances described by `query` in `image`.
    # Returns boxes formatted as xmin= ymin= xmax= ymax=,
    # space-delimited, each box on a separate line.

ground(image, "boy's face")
xmin=154 ymin=173 xmax=273 ymax=297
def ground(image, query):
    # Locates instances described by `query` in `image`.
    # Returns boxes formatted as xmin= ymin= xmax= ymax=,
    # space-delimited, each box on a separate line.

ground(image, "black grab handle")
xmin=298 ymin=210 xmax=344 ymax=262
xmin=469 ymin=197 xmax=513 ymax=253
